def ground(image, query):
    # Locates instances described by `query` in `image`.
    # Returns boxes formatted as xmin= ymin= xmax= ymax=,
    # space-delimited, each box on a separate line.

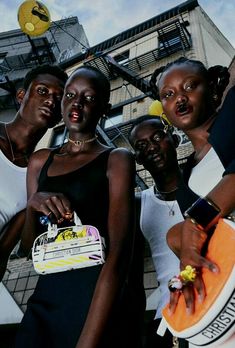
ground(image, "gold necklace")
xmin=154 ymin=185 xmax=178 ymax=195
xmin=68 ymin=135 xmax=97 ymax=150
xmin=4 ymin=124 xmax=29 ymax=163
xmin=154 ymin=185 xmax=177 ymax=216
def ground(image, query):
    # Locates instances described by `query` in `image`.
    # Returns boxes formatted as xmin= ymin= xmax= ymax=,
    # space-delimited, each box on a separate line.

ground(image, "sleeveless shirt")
xmin=0 ymin=150 xmax=27 ymax=233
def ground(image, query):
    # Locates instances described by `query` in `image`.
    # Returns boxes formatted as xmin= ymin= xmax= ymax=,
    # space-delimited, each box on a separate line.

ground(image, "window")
xmin=101 ymin=107 xmax=123 ymax=129
xmin=158 ymin=28 xmax=182 ymax=57
xmin=157 ymin=20 xmax=191 ymax=57
xmin=113 ymin=50 xmax=130 ymax=66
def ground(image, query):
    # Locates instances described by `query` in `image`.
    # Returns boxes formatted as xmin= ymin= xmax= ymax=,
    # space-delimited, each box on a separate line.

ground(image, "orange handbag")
xmin=158 ymin=219 xmax=235 ymax=347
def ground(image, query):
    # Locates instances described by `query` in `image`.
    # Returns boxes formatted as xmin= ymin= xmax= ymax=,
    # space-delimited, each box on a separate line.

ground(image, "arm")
xmin=167 ymin=173 xmax=235 ymax=314
xmin=76 ymin=148 xmax=136 ymax=348
xmin=0 ymin=210 xmax=26 ymax=280
xmin=20 ymin=149 xmax=72 ymax=254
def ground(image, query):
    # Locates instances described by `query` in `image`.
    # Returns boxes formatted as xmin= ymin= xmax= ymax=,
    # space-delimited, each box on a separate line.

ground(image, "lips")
xmin=176 ymin=103 xmax=193 ymax=116
xmin=69 ymin=110 xmax=82 ymax=122
xmin=148 ymin=153 xmax=164 ymax=166
xmin=39 ymin=107 xmax=53 ymax=118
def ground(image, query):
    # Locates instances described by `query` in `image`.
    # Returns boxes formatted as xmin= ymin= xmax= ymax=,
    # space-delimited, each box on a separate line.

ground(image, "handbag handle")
xmin=40 ymin=212 xmax=82 ymax=238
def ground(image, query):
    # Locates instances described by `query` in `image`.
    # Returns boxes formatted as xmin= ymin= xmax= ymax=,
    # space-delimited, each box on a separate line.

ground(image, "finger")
xmin=197 ymin=255 xmax=219 ymax=273
xmin=194 ymin=273 xmax=206 ymax=304
xmin=182 ymin=283 xmax=195 ymax=315
xmin=168 ymin=290 xmax=181 ymax=315
xmin=42 ymin=198 xmax=62 ymax=221
xmin=52 ymin=195 xmax=73 ymax=219
xmin=59 ymin=196 xmax=72 ymax=216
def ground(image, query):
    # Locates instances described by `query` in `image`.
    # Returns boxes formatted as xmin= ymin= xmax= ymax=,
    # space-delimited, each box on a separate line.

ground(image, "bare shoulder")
xmin=107 ymin=147 xmax=135 ymax=177
xmin=109 ymin=147 xmax=134 ymax=162
xmin=28 ymin=148 xmax=52 ymax=173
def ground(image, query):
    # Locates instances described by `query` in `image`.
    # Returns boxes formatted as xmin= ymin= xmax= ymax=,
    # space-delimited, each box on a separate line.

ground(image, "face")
xmin=19 ymin=74 xmax=64 ymax=129
xmin=130 ymin=120 xmax=178 ymax=174
xmin=158 ymin=64 xmax=212 ymax=131
xmin=61 ymin=69 xmax=110 ymax=135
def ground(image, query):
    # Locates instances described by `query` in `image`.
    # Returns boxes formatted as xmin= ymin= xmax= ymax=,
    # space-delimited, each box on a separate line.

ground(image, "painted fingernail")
xmin=186 ymin=307 xmax=192 ymax=315
xmin=198 ymin=293 xmax=204 ymax=303
xmin=211 ymin=265 xmax=219 ymax=273
xmin=168 ymin=308 xmax=173 ymax=316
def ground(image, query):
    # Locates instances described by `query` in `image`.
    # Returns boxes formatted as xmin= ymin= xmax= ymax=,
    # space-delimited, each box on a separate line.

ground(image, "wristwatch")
xmin=184 ymin=197 xmax=221 ymax=232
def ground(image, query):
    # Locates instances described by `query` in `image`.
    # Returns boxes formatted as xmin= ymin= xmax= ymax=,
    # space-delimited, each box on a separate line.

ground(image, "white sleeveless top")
xmin=189 ymin=147 xmax=224 ymax=197
xmin=140 ymin=186 xmax=183 ymax=318
xmin=0 ymin=151 xmax=27 ymax=233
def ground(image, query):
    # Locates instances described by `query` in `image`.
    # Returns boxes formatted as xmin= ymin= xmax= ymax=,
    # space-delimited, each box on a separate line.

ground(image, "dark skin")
xmin=129 ymin=119 xmax=180 ymax=196
xmin=0 ymin=73 xmax=65 ymax=280
xmin=21 ymin=68 xmax=136 ymax=348
xmin=158 ymin=63 xmax=235 ymax=314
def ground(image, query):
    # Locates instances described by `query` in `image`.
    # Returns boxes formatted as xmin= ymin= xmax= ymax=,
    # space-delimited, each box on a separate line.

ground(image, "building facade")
xmin=1 ymin=0 xmax=235 ymax=341
xmin=0 ymin=16 xmax=89 ymax=122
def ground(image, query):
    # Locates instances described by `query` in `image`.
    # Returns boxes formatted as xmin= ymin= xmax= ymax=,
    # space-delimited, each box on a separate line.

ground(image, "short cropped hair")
xmin=23 ymin=64 xmax=68 ymax=90
xmin=128 ymin=114 xmax=173 ymax=141
xmin=71 ymin=65 xmax=111 ymax=103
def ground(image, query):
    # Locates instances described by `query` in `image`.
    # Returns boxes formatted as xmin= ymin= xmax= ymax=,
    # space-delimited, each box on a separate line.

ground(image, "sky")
xmin=1 ymin=0 xmax=235 ymax=48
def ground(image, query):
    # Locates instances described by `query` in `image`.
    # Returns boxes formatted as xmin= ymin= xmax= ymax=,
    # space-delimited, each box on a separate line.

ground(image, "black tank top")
xmin=38 ymin=148 xmax=113 ymax=241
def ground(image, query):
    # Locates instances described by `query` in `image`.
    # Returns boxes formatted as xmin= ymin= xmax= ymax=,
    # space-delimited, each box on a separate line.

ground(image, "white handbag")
xmin=32 ymin=213 xmax=105 ymax=275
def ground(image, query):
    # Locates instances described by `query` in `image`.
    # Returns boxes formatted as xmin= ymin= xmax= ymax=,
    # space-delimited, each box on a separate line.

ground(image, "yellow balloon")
xmin=148 ymin=100 xmax=171 ymax=124
xmin=17 ymin=0 xmax=51 ymax=36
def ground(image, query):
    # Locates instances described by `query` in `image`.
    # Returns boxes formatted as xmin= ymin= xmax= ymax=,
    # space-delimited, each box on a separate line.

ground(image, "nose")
xmin=44 ymin=94 xmax=56 ymax=108
xmin=176 ymin=94 xmax=187 ymax=104
xmin=147 ymin=140 xmax=160 ymax=153
xmin=72 ymin=97 xmax=83 ymax=109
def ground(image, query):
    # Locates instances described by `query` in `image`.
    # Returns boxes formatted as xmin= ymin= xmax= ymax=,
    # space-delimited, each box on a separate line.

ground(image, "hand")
xmin=28 ymin=191 xmax=73 ymax=223
xmin=168 ymin=219 xmax=219 ymax=315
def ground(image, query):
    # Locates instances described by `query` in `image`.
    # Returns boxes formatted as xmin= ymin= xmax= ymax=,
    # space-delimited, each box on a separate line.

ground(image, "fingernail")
xmin=211 ymin=265 xmax=219 ymax=273
xmin=198 ymin=294 xmax=204 ymax=303
xmin=186 ymin=307 xmax=192 ymax=315
xmin=168 ymin=307 xmax=173 ymax=316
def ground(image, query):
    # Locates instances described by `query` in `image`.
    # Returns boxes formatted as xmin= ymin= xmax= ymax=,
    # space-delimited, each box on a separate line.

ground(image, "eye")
xmin=37 ymin=86 xmax=48 ymax=95
xmin=65 ymin=92 xmax=75 ymax=100
xmin=161 ymin=90 xmax=174 ymax=99
xmin=135 ymin=141 xmax=147 ymax=151
xmin=84 ymin=95 xmax=96 ymax=103
xmin=152 ymin=132 xmax=163 ymax=142
xmin=185 ymin=81 xmax=196 ymax=91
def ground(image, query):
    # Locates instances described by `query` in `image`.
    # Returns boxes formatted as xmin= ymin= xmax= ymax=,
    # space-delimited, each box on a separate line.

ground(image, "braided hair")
xmin=150 ymin=57 xmax=230 ymax=109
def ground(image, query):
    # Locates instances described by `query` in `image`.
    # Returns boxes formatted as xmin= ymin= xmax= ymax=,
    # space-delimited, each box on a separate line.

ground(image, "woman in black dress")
xmin=16 ymin=66 xmax=143 ymax=348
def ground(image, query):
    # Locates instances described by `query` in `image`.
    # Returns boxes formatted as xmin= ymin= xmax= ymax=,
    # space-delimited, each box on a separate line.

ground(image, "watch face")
xmin=185 ymin=198 xmax=220 ymax=228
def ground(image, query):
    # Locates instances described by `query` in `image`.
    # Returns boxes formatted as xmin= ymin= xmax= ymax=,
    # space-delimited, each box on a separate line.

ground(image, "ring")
xmin=64 ymin=212 xmax=73 ymax=220
xmin=168 ymin=265 xmax=197 ymax=292
xmin=180 ymin=265 xmax=197 ymax=282
xmin=47 ymin=211 xmax=52 ymax=217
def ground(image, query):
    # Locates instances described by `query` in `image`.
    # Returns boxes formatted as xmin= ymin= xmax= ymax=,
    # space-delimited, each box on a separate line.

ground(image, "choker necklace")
xmin=154 ymin=185 xmax=177 ymax=216
xmin=154 ymin=185 xmax=178 ymax=195
xmin=4 ymin=124 xmax=29 ymax=163
xmin=68 ymin=135 xmax=97 ymax=149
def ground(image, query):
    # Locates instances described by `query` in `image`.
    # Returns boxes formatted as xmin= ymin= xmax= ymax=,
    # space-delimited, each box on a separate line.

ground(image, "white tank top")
xmin=0 ymin=150 xmax=27 ymax=233
xmin=140 ymin=186 xmax=183 ymax=318
xmin=189 ymin=148 xmax=224 ymax=197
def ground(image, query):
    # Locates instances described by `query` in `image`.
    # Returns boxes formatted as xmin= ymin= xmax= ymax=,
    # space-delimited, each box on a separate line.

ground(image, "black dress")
xmin=15 ymin=149 xmax=144 ymax=348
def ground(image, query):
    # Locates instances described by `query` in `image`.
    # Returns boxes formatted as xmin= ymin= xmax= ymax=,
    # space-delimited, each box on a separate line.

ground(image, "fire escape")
xmin=0 ymin=14 xmax=192 ymax=189
xmin=81 ymin=17 xmax=192 ymax=188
